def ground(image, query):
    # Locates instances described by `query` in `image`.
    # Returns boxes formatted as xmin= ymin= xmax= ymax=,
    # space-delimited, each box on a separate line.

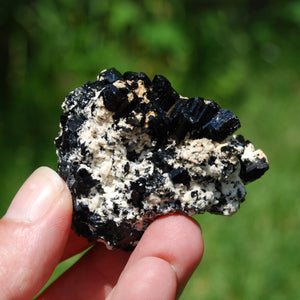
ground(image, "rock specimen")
xmin=55 ymin=68 xmax=269 ymax=250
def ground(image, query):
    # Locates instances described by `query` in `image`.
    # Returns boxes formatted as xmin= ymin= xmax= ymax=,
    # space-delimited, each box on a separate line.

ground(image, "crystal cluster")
xmin=55 ymin=68 xmax=269 ymax=250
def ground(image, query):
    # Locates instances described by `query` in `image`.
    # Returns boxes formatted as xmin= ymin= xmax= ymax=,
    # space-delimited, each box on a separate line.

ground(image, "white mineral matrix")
xmin=55 ymin=68 xmax=269 ymax=250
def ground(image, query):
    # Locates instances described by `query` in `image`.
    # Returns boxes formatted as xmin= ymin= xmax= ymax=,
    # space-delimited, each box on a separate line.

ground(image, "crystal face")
xmin=55 ymin=68 xmax=269 ymax=250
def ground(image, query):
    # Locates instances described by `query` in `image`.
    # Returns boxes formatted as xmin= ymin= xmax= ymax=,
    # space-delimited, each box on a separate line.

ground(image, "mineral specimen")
xmin=55 ymin=68 xmax=269 ymax=250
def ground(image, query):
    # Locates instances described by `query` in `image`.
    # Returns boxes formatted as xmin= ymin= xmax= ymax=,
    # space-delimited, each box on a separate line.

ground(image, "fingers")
xmin=41 ymin=214 xmax=203 ymax=300
xmin=109 ymin=215 xmax=204 ymax=299
xmin=38 ymin=243 xmax=131 ymax=299
xmin=0 ymin=168 xmax=204 ymax=300
xmin=107 ymin=256 xmax=177 ymax=300
xmin=60 ymin=229 xmax=94 ymax=262
xmin=0 ymin=167 xmax=73 ymax=300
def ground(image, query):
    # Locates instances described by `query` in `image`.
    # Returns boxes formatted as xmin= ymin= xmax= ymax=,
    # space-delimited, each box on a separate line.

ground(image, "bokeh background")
xmin=1 ymin=0 xmax=299 ymax=299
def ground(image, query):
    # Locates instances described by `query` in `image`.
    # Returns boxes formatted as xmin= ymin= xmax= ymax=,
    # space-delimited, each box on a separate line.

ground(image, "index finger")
xmin=109 ymin=214 xmax=204 ymax=299
xmin=60 ymin=229 xmax=94 ymax=262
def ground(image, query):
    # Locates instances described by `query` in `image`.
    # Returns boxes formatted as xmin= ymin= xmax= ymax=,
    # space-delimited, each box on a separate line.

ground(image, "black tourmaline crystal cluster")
xmin=55 ymin=68 xmax=269 ymax=250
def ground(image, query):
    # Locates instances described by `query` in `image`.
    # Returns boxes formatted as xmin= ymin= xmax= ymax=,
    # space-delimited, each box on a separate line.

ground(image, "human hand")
xmin=0 ymin=167 xmax=204 ymax=300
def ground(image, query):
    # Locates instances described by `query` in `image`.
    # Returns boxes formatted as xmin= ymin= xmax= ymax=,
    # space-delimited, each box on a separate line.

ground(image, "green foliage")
xmin=1 ymin=0 xmax=299 ymax=299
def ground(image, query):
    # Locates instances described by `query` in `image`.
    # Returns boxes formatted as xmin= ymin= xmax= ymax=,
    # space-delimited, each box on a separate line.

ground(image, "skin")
xmin=0 ymin=167 xmax=204 ymax=300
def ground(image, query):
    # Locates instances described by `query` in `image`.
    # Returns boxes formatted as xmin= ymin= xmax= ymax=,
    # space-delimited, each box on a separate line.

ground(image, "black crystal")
xmin=240 ymin=157 xmax=269 ymax=183
xmin=98 ymin=68 xmax=241 ymax=143
xmin=169 ymin=97 xmax=221 ymax=141
xmin=73 ymin=167 xmax=100 ymax=197
xmin=169 ymin=167 xmax=191 ymax=185
xmin=72 ymin=202 xmax=143 ymax=250
xmin=99 ymin=68 xmax=122 ymax=85
xmin=152 ymin=74 xmax=179 ymax=111
xmin=102 ymin=84 xmax=134 ymax=119
xmin=202 ymin=109 xmax=241 ymax=142
xmin=123 ymin=71 xmax=152 ymax=87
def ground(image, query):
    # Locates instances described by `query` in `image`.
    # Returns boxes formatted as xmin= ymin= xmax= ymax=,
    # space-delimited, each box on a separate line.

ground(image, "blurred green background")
xmin=1 ymin=0 xmax=299 ymax=299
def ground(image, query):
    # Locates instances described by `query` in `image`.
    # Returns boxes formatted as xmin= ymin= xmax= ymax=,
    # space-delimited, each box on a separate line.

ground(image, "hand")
xmin=0 ymin=167 xmax=204 ymax=300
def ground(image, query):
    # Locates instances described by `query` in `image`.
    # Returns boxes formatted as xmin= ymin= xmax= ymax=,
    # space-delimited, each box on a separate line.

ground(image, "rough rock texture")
xmin=55 ymin=68 xmax=269 ymax=250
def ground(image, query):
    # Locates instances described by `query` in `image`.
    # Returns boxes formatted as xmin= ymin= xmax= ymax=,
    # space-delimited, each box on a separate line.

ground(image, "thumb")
xmin=0 ymin=167 xmax=72 ymax=300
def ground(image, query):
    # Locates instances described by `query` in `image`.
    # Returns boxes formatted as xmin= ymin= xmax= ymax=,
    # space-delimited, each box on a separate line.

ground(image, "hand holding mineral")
xmin=0 ymin=167 xmax=203 ymax=299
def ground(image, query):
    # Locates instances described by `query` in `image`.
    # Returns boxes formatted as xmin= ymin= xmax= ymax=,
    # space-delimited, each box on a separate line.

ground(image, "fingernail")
xmin=4 ymin=167 xmax=66 ymax=223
